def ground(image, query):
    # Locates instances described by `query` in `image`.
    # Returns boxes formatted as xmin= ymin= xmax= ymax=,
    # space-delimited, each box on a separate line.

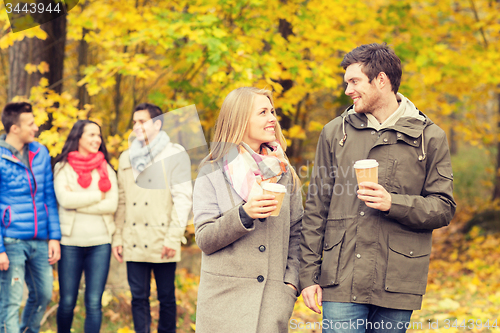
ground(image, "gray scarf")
xmin=129 ymin=131 xmax=170 ymax=172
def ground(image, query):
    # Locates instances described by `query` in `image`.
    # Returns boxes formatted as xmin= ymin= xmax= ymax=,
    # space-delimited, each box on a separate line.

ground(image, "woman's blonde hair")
xmin=201 ymin=87 xmax=300 ymax=189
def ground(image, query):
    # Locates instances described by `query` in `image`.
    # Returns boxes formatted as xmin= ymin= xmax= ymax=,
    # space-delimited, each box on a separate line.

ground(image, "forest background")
xmin=0 ymin=0 xmax=500 ymax=332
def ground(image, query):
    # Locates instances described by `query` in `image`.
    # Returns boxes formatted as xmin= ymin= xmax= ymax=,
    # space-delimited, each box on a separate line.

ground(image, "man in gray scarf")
xmin=112 ymin=103 xmax=192 ymax=333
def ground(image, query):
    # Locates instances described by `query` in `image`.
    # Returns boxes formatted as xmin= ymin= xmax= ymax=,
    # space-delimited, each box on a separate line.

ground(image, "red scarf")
xmin=67 ymin=151 xmax=111 ymax=192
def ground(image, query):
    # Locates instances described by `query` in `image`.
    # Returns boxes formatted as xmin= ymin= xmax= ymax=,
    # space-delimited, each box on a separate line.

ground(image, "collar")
xmin=342 ymin=107 xmax=430 ymax=139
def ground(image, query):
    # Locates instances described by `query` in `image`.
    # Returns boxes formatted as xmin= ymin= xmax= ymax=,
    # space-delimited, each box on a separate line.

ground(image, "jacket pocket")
xmin=2 ymin=206 xmax=11 ymax=229
xmin=437 ymin=163 xmax=453 ymax=181
xmin=385 ymin=231 xmax=432 ymax=295
xmin=319 ymin=228 xmax=345 ymax=288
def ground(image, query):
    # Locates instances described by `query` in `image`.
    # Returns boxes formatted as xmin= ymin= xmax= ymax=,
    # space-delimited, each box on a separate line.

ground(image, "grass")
xmin=450 ymin=145 xmax=495 ymax=204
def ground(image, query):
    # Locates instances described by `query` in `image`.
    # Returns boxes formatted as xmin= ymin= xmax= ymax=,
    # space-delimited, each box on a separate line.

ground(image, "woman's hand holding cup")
xmin=243 ymin=194 xmax=278 ymax=219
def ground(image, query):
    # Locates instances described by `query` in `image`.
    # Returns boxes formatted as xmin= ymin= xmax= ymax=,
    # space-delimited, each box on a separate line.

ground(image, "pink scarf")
xmin=223 ymin=142 xmax=288 ymax=202
xmin=67 ymin=151 xmax=111 ymax=192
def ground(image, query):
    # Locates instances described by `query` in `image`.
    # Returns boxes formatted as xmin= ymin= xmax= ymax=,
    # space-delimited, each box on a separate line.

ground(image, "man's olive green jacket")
xmin=299 ymin=99 xmax=456 ymax=310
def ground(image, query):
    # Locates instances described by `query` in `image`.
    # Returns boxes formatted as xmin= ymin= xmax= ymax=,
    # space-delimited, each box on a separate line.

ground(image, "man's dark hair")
xmin=341 ymin=43 xmax=402 ymax=93
xmin=134 ymin=103 xmax=164 ymax=127
xmin=1 ymin=102 xmax=33 ymax=134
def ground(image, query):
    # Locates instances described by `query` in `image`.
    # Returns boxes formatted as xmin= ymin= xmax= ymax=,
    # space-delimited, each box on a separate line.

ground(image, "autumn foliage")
xmin=0 ymin=0 xmax=499 ymax=332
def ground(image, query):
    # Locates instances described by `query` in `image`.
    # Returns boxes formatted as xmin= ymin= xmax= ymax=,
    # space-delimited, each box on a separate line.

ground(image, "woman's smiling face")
xmin=242 ymin=94 xmax=277 ymax=152
xmin=78 ymin=123 xmax=102 ymax=156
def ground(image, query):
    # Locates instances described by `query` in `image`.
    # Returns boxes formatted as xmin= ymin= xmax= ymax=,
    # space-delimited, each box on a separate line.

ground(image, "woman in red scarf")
xmin=53 ymin=120 xmax=118 ymax=333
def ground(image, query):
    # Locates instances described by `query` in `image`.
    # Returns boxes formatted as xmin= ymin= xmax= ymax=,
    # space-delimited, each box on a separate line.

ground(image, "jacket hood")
xmin=341 ymin=93 xmax=433 ymax=137
xmin=0 ymin=134 xmax=33 ymax=167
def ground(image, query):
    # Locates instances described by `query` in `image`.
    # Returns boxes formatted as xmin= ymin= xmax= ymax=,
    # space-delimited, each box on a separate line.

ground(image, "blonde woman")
xmin=193 ymin=87 xmax=303 ymax=333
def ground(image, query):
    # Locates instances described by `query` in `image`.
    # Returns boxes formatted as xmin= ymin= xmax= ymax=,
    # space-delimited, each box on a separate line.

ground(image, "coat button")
xmin=145 ymin=202 xmax=148 ymax=205
xmin=133 ymin=244 xmax=136 ymax=247
xmin=145 ymin=245 xmax=148 ymax=248
xmin=162 ymin=223 xmax=165 ymax=226
xmin=257 ymin=275 xmax=264 ymax=283
xmin=383 ymin=138 xmax=388 ymax=143
xmin=353 ymin=296 xmax=357 ymax=301
xmin=371 ymin=131 xmax=375 ymax=135
xmin=359 ymin=211 xmax=365 ymax=216
xmin=356 ymin=254 xmax=361 ymax=259
xmin=397 ymin=133 xmax=402 ymax=138
xmin=409 ymin=251 xmax=414 ymax=256
xmin=133 ymin=202 xmax=136 ymax=206
xmin=418 ymin=156 xmax=423 ymax=161
xmin=259 ymin=245 xmax=266 ymax=252
xmin=360 ymin=123 xmax=365 ymax=127
xmin=414 ymin=140 xmax=417 ymax=144
xmin=145 ymin=223 xmax=148 ymax=226
xmin=133 ymin=223 xmax=136 ymax=226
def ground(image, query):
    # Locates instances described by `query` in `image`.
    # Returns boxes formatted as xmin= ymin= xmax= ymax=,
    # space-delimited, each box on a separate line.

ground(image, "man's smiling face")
xmin=344 ymin=63 xmax=382 ymax=115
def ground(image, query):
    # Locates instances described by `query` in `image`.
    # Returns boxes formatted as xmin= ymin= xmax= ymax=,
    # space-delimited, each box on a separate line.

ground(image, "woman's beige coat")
xmin=193 ymin=162 xmax=303 ymax=333
xmin=112 ymin=143 xmax=192 ymax=263
xmin=54 ymin=162 xmax=118 ymax=238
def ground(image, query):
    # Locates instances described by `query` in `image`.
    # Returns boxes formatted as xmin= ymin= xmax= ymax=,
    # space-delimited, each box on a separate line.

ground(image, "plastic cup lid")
xmin=353 ymin=159 xmax=379 ymax=169
xmin=262 ymin=183 xmax=287 ymax=193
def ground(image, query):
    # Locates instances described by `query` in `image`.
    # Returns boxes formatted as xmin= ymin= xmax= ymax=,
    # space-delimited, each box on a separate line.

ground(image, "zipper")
xmin=28 ymin=148 xmax=40 ymax=238
xmin=25 ymin=169 xmax=38 ymax=238
xmin=389 ymin=159 xmax=398 ymax=188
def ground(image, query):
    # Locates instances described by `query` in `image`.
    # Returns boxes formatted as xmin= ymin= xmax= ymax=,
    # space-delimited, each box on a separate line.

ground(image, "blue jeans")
xmin=127 ymin=261 xmax=177 ymax=333
xmin=322 ymin=302 xmax=413 ymax=333
xmin=56 ymin=244 xmax=111 ymax=333
xmin=0 ymin=238 xmax=54 ymax=333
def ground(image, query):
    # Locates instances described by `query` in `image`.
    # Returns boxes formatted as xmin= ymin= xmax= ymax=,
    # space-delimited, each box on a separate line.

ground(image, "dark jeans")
xmin=127 ymin=261 xmax=177 ymax=333
xmin=56 ymin=244 xmax=111 ymax=333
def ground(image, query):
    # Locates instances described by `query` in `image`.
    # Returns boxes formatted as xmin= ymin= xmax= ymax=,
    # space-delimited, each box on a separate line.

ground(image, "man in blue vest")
xmin=0 ymin=102 xmax=61 ymax=333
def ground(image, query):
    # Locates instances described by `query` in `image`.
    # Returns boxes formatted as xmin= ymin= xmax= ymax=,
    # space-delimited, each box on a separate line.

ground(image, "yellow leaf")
xmin=101 ymin=290 xmax=113 ymax=307
xmin=308 ymin=120 xmax=324 ymax=132
xmin=117 ymin=326 xmax=134 ymax=333
xmin=212 ymin=28 xmax=227 ymax=38
xmin=39 ymin=78 xmax=49 ymax=87
xmin=38 ymin=61 xmax=50 ymax=74
xmin=87 ymin=85 xmax=102 ymax=96
xmin=25 ymin=63 xmax=38 ymax=74
xmin=437 ymin=298 xmax=460 ymax=311
xmin=288 ymin=125 xmax=306 ymax=139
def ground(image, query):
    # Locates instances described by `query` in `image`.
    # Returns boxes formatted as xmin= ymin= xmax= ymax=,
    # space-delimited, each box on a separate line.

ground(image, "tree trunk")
xmin=110 ymin=46 xmax=128 ymax=136
xmin=8 ymin=37 xmax=45 ymax=100
xmin=9 ymin=14 xmax=67 ymax=136
xmin=9 ymin=15 xmax=66 ymax=99
xmin=492 ymin=90 xmax=500 ymax=201
xmin=111 ymin=73 xmax=123 ymax=136
xmin=44 ymin=15 xmax=66 ymax=94
xmin=449 ymin=113 xmax=458 ymax=155
xmin=77 ymin=29 xmax=90 ymax=110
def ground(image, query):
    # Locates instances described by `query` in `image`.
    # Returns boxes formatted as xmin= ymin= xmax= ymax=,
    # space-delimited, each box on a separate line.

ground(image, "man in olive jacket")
xmin=299 ymin=43 xmax=456 ymax=333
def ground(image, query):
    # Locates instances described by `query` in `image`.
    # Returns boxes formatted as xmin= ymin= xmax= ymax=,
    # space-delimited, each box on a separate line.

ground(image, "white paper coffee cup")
xmin=262 ymin=183 xmax=287 ymax=216
xmin=353 ymin=159 xmax=379 ymax=188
